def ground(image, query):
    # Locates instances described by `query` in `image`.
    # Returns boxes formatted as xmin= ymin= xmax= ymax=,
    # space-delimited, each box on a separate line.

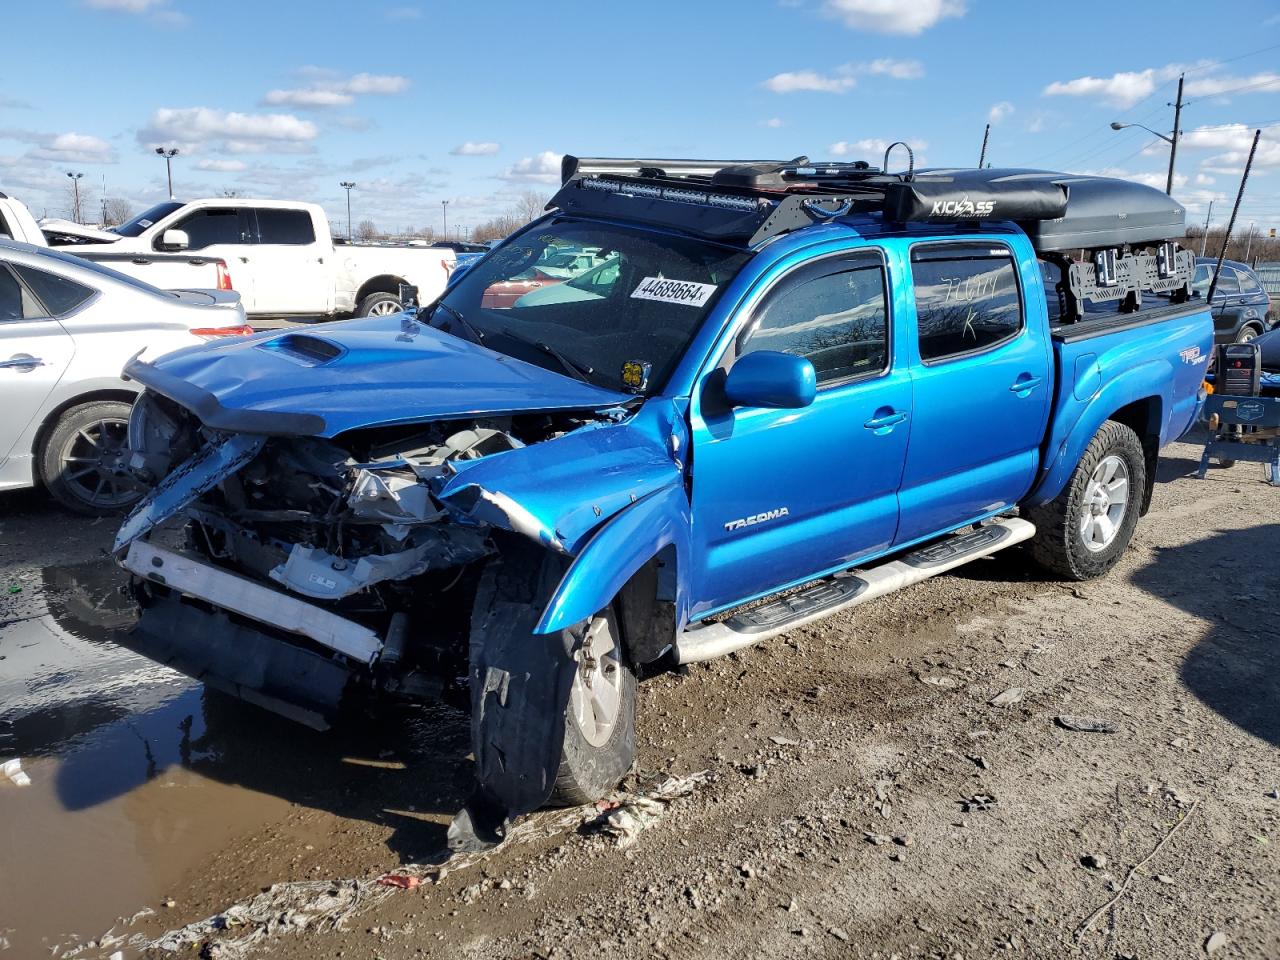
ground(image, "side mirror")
xmin=723 ymin=350 xmax=816 ymax=409
xmin=160 ymin=228 xmax=189 ymax=250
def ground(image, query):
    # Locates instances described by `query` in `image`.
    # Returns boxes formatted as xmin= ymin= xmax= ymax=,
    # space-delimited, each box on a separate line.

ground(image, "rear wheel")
xmin=1026 ymin=420 xmax=1146 ymax=580
xmin=1235 ymin=323 xmax=1262 ymax=343
xmin=39 ymin=400 xmax=142 ymax=516
xmin=355 ymin=292 xmax=403 ymax=317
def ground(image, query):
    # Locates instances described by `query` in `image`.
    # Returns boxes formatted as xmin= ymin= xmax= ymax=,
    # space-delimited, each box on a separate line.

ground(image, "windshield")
xmin=434 ymin=219 xmax=749 ymax=395
xmin=110 ymin=201 xmax=184 ymax=237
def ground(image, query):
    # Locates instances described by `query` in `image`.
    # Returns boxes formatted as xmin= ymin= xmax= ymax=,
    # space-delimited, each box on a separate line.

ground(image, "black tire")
xmin=1025 ymin=419 xmax=1146 ymax=581
xmin=469 ymin=551 xmax=637 ymax=811
xmin=39 ymin=400 xmax=141 ymax=516
xmin=1235 ymin=323 xmax=1262 ymax=343
xmin=354 ymin=291 xmax=402 ymax=317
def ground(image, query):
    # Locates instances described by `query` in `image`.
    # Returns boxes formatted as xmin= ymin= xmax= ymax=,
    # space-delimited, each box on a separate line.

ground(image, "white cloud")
xmin=987 ymin=101 xmax=1014 ymax=124
xmin=83 ymin=0 xmax=165 ymax=10
xmin=763 ymin=58 xmax=922 ymax=94
xmin=138 ymin=107 xmax=318 ymax=154
xmin=1184 ymin=71 xmax=1280 ymax=98
xmin=760 ymin=117 xmax=785 ymax=128
xmin=498 ymin=151 xmax=564 ymax=184
xmin=828 ymin=137 xmax=927 ymax=159
xmin=1195 ymin=173 xmax=1215 ymax=185
xmin=820 ymin=0 xmax=964 ymax=35
xmin=195 ymin=158 xmax=248 ymax=172
xmin=1044 ymin=68 xmax=1173 ymax=109
xmin=1179 ymin=123 xmax=1280 ymax=172
xmin=451 ymin=141 xmax=501 ymax=156
xmin=263 ymin=72 xmax=409 ymax=109
xmin=0 ymin=128 xmax=115 ymax=164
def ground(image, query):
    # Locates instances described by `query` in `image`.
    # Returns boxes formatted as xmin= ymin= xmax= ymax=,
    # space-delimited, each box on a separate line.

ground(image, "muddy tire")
xmin=468 ymin=548 xmax=636 ymax=815
xmin=39 ymin=400 xmax=142 ymax=516
xmin=1025 ymin=420 xmax=1146 ymax=581
xmin=354 ymin=291 xmax=402 ymax=317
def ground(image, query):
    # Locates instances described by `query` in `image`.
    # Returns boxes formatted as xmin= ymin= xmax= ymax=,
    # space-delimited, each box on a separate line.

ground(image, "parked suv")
xmin=1192 ymin=257 xmax=1274 ymax=343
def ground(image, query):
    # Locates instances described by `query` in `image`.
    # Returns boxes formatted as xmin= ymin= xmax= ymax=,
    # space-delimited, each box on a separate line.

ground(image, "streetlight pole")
xmin=441 ymin=200 xmax=449 ymax=240
xmin=1109 ymin=73 xmax=1184 ymax=196
xmin=155 ymin=147 xmax=179 ymax=198
xmin=1200 ymin=200 xmax=1214 ymax=257
xmin=339 ymin=181 xmax=356 ymax=239
xmin=66 ymin=171 xmax=84 ymax=224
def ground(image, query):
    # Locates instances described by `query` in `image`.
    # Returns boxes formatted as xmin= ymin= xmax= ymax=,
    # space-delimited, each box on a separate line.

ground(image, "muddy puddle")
xmin=0 ymin=555 xmax=472 ymax=957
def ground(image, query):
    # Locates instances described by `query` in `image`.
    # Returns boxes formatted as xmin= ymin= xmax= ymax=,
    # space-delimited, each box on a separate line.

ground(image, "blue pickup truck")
xmin=112 ymin=154 xmax=1212 ymax=847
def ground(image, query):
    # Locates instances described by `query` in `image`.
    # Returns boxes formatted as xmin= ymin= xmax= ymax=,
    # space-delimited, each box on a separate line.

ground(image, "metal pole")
xmin=1208 ymin=129 xmax=1261 ymax=303
xmin=442 ymin=200 xmax=449 ymax=239
xmin=1244 ymin=221 xmax=1255 ymax=262
xmin=978 ymin=123 xmax=990 ymax=168
xmin=1166 ymin=74 xmax=1183 ymax=196
xmin=340 ymin=182 xmax=355 ymax=238
xmin=166 ymin=156 xmax=173 ymax=198
xmin=1200 ymin=200 xmax=1213 ymax=257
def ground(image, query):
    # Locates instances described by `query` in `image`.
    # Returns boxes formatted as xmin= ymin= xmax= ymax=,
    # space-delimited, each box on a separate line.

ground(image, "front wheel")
xmin=1025 ymin=420 xmax=1146 ymax=580
xmin=354 ymin=292 xmax=403 ymax=317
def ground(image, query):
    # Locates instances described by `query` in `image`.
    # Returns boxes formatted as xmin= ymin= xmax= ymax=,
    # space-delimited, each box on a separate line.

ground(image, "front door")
xmin=688 ymin=249 xmax=911 ymax=616
xmin=0 ymin=263 xmax=75 ymax=467
xmin=245 ymin=207 xmax=329 ymax=316
xmin=161 ymin=206 xmax=257 ymax=310
xmin=896 ymin=240 xmax=1051 ymax=543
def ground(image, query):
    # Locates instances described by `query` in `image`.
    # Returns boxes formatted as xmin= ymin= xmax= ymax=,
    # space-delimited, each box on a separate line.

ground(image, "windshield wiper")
xmin=429 ymin=301 xmax=486 ymax=345
xmin=499 ymin=327 xmax=595 ymax=384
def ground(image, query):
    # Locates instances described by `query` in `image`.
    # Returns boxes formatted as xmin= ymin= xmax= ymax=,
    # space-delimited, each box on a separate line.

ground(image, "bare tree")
xmin=356 ymin=219 xmax=381 ymax=241
xmin=472 ymin=213 xmax=523 ymax=243
xmin=102 ymin=198 xmax=133 ymax=227
xmin=516 ymin=190 xmax=551 ymax=223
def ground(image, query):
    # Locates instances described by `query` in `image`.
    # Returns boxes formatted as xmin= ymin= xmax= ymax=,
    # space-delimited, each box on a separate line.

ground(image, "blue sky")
xmin=2 ymin=0 xmax=1279 ymax=237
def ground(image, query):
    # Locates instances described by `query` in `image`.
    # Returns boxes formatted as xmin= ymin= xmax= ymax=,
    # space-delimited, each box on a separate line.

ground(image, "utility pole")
xmin=1208 ymin=129 xmax=1261 ymax=303
xmin=1166 ymin=73 xmax=1184 ymax=196
xmin=1244 ymin=220 xmax=1256 ymax=262
xmin=442 ymin=199 xmax=449 ymax=239
xmin=100 ymin=173 xmax=107 ymax=226
xmin=1200 ymin=200 xmax=1213 ymax=257
xmin=66 ymin=171 xmax=84 ymax=224
xmin=155 ymin=147 xmax=179 ymax=198
xmin=339 ymin=181 xmax=355 ymax=239
xmin=978 ymin=123 xmax=990 ymax=168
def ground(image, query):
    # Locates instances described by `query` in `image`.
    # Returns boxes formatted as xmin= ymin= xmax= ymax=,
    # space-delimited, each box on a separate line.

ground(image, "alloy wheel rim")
xmin=1080 ymin=454 xmax=1129 ymax=552
xmin=58 ymin=417 xmax=139 ymax=509
xmin=568 ymin=610 xmax=624 ymax=748
xmin=368 ymin=298 xmax=402 ymax=316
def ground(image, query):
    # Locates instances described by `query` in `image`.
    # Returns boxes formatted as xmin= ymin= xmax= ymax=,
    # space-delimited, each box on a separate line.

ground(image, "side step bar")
xmin=673 ymin=517 xmax=1035 ymax=665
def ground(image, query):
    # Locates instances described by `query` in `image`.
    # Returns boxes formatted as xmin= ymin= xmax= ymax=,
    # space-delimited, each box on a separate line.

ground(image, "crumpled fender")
xmin=535 ymin=480 xmax=692 ymax=634
xmin=431 ymin=401 xmax=687 ymax=556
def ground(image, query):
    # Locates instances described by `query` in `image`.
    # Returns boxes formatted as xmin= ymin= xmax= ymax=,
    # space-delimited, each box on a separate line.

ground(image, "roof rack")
xmin=550 ymin=155 xmax=1186 ymax=251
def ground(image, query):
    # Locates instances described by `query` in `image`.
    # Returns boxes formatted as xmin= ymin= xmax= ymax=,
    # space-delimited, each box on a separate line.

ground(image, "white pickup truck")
xmin=50 ymin=197 xmax=456 ymax=320
xmin=0 ymin=191 xmax=233 ymax=292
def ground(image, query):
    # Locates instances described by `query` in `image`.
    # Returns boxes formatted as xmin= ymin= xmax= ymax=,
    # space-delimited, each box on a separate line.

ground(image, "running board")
xmin=673 ymin=517 xmax=1035 ymax=665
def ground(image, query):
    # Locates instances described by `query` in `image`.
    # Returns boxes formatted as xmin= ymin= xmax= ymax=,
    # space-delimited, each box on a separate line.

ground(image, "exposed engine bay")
xmin=117 ymin=390 xmax=618 ymax=716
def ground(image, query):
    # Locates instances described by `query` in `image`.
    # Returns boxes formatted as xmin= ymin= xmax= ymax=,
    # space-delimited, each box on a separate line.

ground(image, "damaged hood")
xmin=124 ymin=314 xmax=632 ymax=437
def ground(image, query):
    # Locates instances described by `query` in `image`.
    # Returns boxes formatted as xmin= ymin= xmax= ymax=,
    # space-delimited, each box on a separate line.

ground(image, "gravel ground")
xmin=3 ymin=440 xmax=1277 ymax=959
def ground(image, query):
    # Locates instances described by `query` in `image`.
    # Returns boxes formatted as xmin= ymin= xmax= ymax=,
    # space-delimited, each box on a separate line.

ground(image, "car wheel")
xmin=1025 ymin=420 xmax=1146 ymax=581
xmin=355 ymin=292 xmax=403 ymax=317
xmin=39 ymin=400 xmax=142 ymax=516
xmin=1235 ymin=324 xmax=1262 ymax=343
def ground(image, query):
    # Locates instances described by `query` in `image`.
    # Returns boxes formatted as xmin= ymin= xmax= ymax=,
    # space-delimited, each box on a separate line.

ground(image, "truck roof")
xmin=552 ymin=155 xmax=1187 ymax=253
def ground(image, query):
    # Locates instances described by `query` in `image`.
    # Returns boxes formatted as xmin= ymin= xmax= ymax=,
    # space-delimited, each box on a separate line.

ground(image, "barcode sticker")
xmin=630 ymin=276 xmax=717 ymax=307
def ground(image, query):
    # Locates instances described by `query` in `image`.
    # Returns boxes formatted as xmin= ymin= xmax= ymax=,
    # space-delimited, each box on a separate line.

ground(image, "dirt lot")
xmin=1 ymin=438 xmax=1277 ymax=959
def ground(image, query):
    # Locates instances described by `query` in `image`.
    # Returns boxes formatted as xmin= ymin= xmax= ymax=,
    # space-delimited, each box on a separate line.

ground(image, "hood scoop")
xmin=257 ymin=333 xmax=346 ymax=366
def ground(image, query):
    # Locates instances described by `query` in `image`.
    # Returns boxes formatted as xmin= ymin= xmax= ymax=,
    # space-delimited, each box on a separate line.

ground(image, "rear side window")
xmin=0 ymin=210 xmax=12 ymax=240
xmin=175 ymin=208 xmax=242 ymax=250
xmin=255 ymin=208 xmax=316 ymax=245
xmin=0 ymin=265 xmax=48 ymax=321
xmin=1236 ymin=268 xmax=1263 ymax=295
xmin=740 ymin=256 xmax=890 ymax=386
xmin=12 ymin=263 xmax=95 ymax=315
xmin=1213 ymin=270 xmax=1240 ymax=296
xmin=911 ymin=244 xmax=1022 ymax=362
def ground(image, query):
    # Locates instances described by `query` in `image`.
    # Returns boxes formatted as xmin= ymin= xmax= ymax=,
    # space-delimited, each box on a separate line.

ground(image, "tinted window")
xmin=174 ymin=208 xmax=242 ymax=250
xmin=741 ymin=259 xmax=889 ymax=385
xmin=1213 ymin=269 xmax=1240 ymax=296
xmin=0 ymin=210 xmax=12 ymax=240
xmin=255 ymin=208 xmax=315 ymax=245
xmin=13 ymin=264 xmax=95 ymax=315
xmin=111 ymin=200 xmax=184 ymax=237
xmin=1237 ymin=268 xmax=1263 ymax=295
xmin=912 ymin=246 xmax=1022 ymax=362
xmin=0 ymin=265 xmax=45 ymax=322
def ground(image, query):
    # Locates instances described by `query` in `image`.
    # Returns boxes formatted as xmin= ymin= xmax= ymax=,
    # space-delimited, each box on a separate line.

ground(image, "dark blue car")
xmin=1193 ymin=257 xmax=1274 ymax=343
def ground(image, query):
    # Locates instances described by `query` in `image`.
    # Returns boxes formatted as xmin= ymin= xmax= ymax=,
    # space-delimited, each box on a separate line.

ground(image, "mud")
xmin=1 ymin=443 xmax=1277 ymax=959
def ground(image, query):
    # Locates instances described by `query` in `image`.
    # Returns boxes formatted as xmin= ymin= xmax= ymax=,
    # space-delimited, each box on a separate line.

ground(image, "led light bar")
xmin=581 ymin=176 xmax=760 ymax=214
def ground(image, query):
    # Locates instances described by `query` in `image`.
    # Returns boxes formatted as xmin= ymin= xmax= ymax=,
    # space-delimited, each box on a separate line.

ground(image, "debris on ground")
xmin=587 ymin=770 xmax=712 ymax=848
xmin=768 ymin=735 xmax=800 ymax=746
xmin=1056 ymin=715 xmax=1118 ymax=733
xmin=376 ymin=874 xmax=423 ymax=890
xmin=1080 ymin=853 xmax=1107 ymax=870
xmin=960 ymin=793 xmax=998 ymax=813
xmin=1204 ymin=930 xmax=1228 ymax=955
xmin=989 ymin=687 xmax=1025 ymax=707
xmin=2 ymin=758 xmax=30 ymax=787
xmin=920 ymin=675 xmax=961 ymax=689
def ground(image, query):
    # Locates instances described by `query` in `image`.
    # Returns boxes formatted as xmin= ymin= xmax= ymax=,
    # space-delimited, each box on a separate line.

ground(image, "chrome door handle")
xmin=863 ymin=410 xmax=907 ymax=431
xmin=1010 ymin=375 xmax=1043 ymax=393
xmin=0 ymin=355 xmax=44 ymax=370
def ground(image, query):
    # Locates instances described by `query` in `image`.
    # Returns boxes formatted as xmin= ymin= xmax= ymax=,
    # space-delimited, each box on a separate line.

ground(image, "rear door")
xmin=245 ymin=208 xmax=330 ymax=316
xmin=0 ymin=262 xmax=77 ymax=468
xmin=895 ymin=240 xmax=1050 ymax=544
xmin=688 ymin=249 xmax=911 ymax=615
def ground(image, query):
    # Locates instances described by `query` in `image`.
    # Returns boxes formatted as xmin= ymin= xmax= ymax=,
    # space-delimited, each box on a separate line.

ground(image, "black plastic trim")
xmin=1051 ymin=302 xmax=1208 ymax=344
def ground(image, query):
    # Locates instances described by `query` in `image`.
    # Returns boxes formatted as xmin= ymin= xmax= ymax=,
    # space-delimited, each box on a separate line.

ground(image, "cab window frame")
xmin=909 ymin=240 xmax=1026 ymax=366
xmin=727 ymin=247 xmax=893 ymax=392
